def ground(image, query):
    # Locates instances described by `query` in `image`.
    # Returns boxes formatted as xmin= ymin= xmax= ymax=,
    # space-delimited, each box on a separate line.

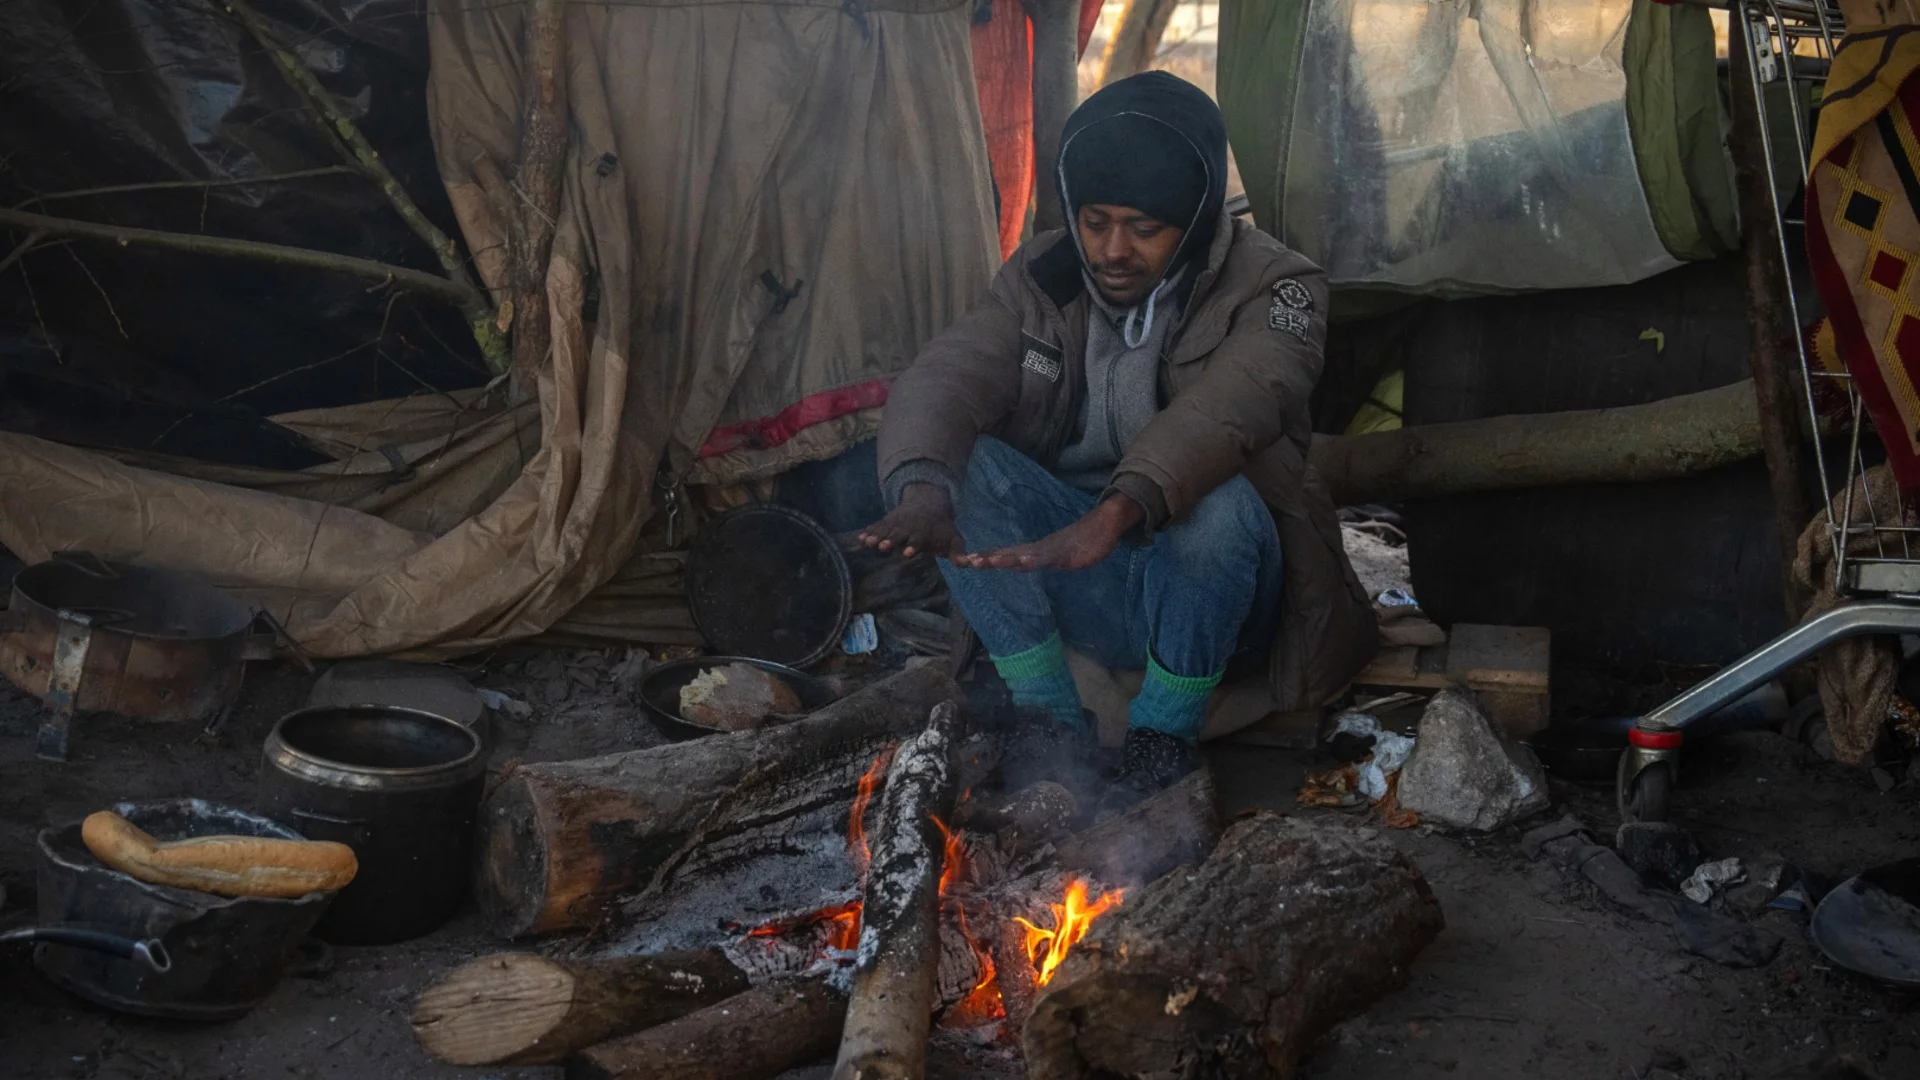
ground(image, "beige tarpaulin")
xmin=0 ymin=0 xmax=998 ymax=658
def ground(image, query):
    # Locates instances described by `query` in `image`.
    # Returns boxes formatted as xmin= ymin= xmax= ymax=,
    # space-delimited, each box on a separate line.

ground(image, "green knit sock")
xmin=1127 ymin=653 xmax=1222 ymax=742
xmin=992 ymin=634 xmax=1084 ymax=727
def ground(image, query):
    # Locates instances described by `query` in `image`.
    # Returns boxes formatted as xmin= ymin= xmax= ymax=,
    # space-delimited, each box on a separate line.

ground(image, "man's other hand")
xmin=859 ymin=484 xmax=961 ymax=558
xmin=953 ymin=495 xmax=1143 ymax=572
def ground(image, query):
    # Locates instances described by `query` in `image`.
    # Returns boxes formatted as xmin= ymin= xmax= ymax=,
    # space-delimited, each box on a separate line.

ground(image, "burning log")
xmin=568 ymin=976 xmax=846 ymax=1080
xmin=409 ymin=949 xmax=746 ymax=1066
xmin=1023 ymin=814 xmax=1444 ymax=1080
xmin=1053 ymin=767 xmax=1219 ymax=886
xmin=953 ymin=781 xmax=1077 ymax=850
xmin=831 ymin=702 xmax=959 ymax=1080
xmin=478 ymin=661 xmax=956 ymax=937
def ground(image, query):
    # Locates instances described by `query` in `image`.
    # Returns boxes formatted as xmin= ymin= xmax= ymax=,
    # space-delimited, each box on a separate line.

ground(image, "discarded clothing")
xmin=1524 ymin=816 xmax=1781 ymax=968
xmin=1792 ymin=463 xmax=1908 ymax=766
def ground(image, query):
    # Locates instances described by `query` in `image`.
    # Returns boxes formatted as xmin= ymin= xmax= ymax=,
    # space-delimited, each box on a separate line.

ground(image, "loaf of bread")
xmin=678 ymin=663 xmax=804 ymax=731
xmin=81 ymin=811 xmax=358 ymax=899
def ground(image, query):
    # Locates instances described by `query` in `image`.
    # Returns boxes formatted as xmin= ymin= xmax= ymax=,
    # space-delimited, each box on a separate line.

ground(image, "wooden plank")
xmin=1446 ymin=624 xmax=1550 ymax=691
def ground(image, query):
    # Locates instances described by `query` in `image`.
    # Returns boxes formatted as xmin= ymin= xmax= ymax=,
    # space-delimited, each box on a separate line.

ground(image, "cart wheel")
xmin=1617 ymin=756 xmax=1673 ymax=824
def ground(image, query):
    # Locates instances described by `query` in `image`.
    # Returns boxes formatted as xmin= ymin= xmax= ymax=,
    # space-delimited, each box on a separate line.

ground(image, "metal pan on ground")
xmin=1811 ymin=859 xmax=1920 ymax=989
xmin=34 ymin=799 xmax=335 ymax=1020
xmin=639 ymin=656 xmax=836 ymax=740
xmin=685 ymin=504 xmax=852 ymax=670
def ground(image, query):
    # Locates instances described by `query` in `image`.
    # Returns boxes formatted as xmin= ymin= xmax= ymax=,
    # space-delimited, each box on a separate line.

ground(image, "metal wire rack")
xmin=1618 ymin=0 xmax=1920 ymax=821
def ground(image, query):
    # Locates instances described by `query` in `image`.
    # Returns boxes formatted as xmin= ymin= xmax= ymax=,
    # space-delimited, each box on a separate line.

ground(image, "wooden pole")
xmin=506 ymin=0 xmax=571 ymax=403
xmin=1728 ymin=8 xmax=1817 ymax=614
xmin=1307 ymin=379 xmax=1775 ymax=506
xmin=1025 ymin=0 xmax=1081 ymax=232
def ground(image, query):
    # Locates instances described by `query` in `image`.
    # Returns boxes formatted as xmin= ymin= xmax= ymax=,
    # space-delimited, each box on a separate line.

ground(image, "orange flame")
xmin=745 ymin=899 xmax=861 ymax=951
xmin=1011 ymin=879 xmax=1123 ymax=986
xmin=932 ymin=815 xmax=965 ymax=897
xmin=847 ymin=746 xmax=894 ymax=878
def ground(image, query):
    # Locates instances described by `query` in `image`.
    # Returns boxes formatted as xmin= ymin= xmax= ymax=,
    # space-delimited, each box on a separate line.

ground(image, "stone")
xmin=1397 ymin=687 xmax=1551 ymax=831
xmin=1615 ymin=821 xmax=1704 ymax=890
xmin=1723 ymin=854 xmax=1790 ymax=919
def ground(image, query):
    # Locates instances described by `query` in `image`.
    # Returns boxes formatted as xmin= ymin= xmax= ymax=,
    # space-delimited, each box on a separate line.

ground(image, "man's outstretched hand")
xmin=859 ymin=483 xmax=962 ymax=559
xmin=952 ymin=495 xmax=1143 ymax=573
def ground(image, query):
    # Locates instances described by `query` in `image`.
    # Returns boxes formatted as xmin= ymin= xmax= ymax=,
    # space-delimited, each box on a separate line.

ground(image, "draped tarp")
xmin=0 ymin=0 xmax=999 ymax=658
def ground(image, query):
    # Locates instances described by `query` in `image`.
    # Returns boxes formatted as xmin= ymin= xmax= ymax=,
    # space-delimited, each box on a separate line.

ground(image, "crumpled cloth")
xmin=1792 ymin=463 xmax=1907 ymax=766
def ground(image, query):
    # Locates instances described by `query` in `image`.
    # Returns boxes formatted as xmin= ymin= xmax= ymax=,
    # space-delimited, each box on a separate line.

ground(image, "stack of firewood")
xmin=410 ymin=660 xmax=1446 ymax=1079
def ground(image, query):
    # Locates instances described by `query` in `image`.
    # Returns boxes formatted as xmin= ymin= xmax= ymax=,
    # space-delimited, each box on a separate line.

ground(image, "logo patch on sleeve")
xmin=1271 ymin=278 xmax=1314 ymax=311
xmin=1269 ymin=304 xmax=1311 ymax=340
xmin=1020 ymin=333 xmax=1064 ymax=383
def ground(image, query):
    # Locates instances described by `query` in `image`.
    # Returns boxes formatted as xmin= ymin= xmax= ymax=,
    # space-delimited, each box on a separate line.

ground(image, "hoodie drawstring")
xmin=1122 ymin=277 xmax=1173 ymax=349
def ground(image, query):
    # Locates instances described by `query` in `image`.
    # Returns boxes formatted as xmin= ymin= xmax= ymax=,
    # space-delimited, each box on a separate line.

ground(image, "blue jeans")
xmin=939 ymin=436 xmax=1282 ymax=680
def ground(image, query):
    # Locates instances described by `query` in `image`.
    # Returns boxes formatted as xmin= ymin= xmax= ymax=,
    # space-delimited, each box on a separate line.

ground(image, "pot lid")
xmin=685 ymin=504 xmax=851 ymax=669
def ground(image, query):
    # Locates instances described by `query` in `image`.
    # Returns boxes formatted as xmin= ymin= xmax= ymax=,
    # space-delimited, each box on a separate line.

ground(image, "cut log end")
xmin=411 ymin=950 xmax=748 ymax=1067
xmin=411 ymin=953 xmax=577 ymax=1066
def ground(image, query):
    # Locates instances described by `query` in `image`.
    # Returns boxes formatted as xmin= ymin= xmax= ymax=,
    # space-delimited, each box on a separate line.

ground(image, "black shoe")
xmin=1095 ymin=727 xmax=1198 ymax=817
xmin=999 ymin=708 xmax=1100 ymax=797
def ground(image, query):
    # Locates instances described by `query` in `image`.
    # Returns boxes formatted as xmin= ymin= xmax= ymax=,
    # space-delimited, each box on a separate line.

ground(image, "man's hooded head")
xmin=1056 ymin=72 xmax=1229 ymax=311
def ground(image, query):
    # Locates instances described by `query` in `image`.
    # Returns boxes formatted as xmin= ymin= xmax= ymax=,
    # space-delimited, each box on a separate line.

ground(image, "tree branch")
xmin=0 ymin=207 xmax=482 ymax=309
xmin=13 ymin=166 xmax=357 ymax=209
xmin=0 ymin=229 xmax=46 ymax=274
xmin=505 ymin=0 xmax=570 ymax=403
xmin=1098 ymin=0 xmax=1180 ymax=88
xmin=222 ymin=0 xmax=509 ymax=374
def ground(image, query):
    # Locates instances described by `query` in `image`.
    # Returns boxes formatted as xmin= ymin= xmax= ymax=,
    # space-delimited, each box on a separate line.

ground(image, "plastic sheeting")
xmin=1231 ymin=0 xmax=1682 ymax=293
xmin=0 ymin=0 xmax=999 ymax=658
xmin=0 ymin=1 xmax=485 ymax=465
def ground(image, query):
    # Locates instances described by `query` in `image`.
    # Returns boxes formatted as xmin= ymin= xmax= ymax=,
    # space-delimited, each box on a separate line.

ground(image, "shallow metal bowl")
xmin=638 ymin=656 xmax=835 ymax=740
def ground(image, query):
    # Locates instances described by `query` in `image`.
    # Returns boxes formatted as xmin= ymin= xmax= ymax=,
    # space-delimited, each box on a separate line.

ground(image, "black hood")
xmin=1055 ymin=71 xmax=1228 ymax=290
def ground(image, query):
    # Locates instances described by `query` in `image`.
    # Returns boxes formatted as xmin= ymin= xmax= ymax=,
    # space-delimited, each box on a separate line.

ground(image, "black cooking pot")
xmin=34 ymin=799 xmax=333 ymax=1020
xmin=258 ymin=705 xmax=485 ymax=945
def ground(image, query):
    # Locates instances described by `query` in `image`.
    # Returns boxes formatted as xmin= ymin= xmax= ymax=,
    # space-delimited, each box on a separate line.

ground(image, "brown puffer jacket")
xmin=877 ymin=209 xmax=1377 ymax=711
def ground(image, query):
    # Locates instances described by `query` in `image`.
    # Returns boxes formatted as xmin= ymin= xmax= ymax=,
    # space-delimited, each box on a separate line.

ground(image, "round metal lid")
xmin=685 ymin=504 xmax=852 ymax=669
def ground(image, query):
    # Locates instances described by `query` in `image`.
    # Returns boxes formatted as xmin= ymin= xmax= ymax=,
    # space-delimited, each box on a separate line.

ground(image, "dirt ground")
xmin=1 ymin=652 xmax=1917 ymax=1080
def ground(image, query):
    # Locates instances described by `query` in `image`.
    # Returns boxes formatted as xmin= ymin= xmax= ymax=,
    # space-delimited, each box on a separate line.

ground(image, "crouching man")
xmin=862 ymin=72 xmax=1375 ymax=811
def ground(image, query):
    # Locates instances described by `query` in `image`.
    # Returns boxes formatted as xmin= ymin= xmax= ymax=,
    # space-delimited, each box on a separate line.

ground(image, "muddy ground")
xmin=0 ymin=652 xmax=1916 ymax=1080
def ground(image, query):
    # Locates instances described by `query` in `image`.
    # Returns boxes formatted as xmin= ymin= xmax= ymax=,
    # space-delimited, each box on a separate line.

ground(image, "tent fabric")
xmin=1219 ymin=0 xmax=1739 ymax=294
xmin=1624 ymin=0 xmax=1740 ymax=262
xmin=0 ymin=0 xmax=1000 ymax=658
xmin=970 ymin=0 xmax=1106 ymax=260
xmin=1216 ymin=0 xmax=1313 ymax=252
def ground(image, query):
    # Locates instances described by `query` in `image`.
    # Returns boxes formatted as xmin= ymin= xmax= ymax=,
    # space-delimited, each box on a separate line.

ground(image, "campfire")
xmin=727 ymin=740 xmax=1126 ymax=1041
xmin=412 ymin=663 xmax=1447 ymax=1079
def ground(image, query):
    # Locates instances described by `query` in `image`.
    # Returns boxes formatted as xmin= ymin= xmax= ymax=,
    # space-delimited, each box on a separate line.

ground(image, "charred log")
xmin=831 ymin=702 xmax=960 ymax=1080
xmin=568 ymin=976 xmax=847 ymax=1080
xmin=477 ymin=661 xmax=956 ymax=938
xmin=1024 ymin=814 xmax=1444 ymax=1080
xmin=409 ymin=950 xmax=746 ymax=1066
xmin=1053 ymin=767 xmax=1218 ymax=886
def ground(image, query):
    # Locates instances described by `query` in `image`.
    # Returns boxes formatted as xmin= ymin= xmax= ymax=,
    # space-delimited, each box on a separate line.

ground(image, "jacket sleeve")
xmin=874 ymin=265 xmax=1028 ymax=504
xmin=1109 ymin=257 xmax=1327 ymax=527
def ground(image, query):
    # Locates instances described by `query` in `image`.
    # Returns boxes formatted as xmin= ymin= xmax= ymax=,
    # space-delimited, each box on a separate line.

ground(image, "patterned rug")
xmin=1808 ymin=24 xmax=1920 ymax=493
